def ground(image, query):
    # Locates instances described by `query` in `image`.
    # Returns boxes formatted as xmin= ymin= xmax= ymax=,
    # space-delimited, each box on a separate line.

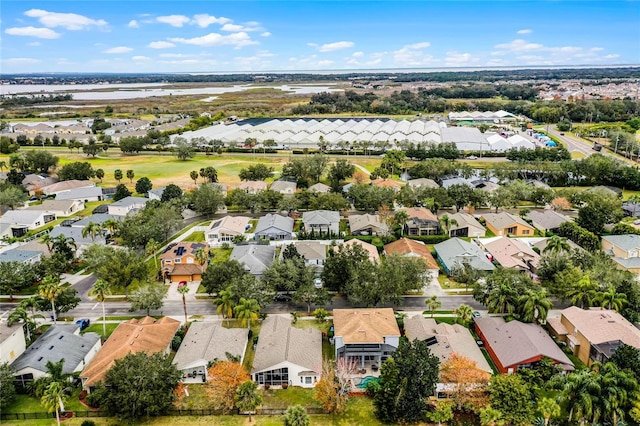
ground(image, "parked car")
xmin=273 ymin=294 xmax=292 ymax=302
xmin=75 ymin=318 xmax=90 ymax=331
xmin=314 ymin=278 xmax=323 ymax=289
xmin=473 ymin=311 xmax=481 ymax=318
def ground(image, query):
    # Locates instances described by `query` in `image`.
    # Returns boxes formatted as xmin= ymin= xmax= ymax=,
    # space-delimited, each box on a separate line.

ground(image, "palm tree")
xmin=596 ymin=284 xmax=628 ymax=312
xmin=82 ymin=221 xmax=103 ymax=242
xmin=177 ymin=281 xmax=190 ymax=325
xmin=7 ymin=306 xmax=42 ymax=342
xmin=213 ymin=289 xmax=235 ymax=326
xmin=486 ymin=284 xmax=518 ymax=315
xmin=560 ymin=369 xmax=601 ymax=424
xmin=195 ymin=247 xmax=208 ymax=273
xmin=103 ymin=218 xmax=119 ymax=236
xmin=439 ymin=215 xmax=458 ymax=235
xmin=566 ymin=275 xmax=597 ymax=309
xmin=425 ymin=295 xmax=442 ymax=318
xmin=89 ymin=279 xmax=110 ymax=338
xmin=518 ymin=289 xmax=553 ymax=324
xmin=38 ymin=275 xmax=64 ymax=323
xmin=454 ymin=304 xmax=474 ymax=325
xmin=190 ymin=170 xmax=198 ymax=185
xmin=126 ymin=169 xmax=135 ymax=183
xmin=234 ymin=298 xmax=260 ymax=329
xmin=235 ymin=380 xmax=262 ymax=423
xmin=598 ymin=362 xmax=639 ymax=425
xmin=40 ymin=233 xmax=53 ymax=254
xmin=543 ymin=235 xmax=571 ymax=254
xmin=393 ymin=211 xmax=409 ymax=236
xmin=537 ymin=397 xmax=560 ymax=426
xmin=41 ymin=381 xmax=67 ymax=426
xmin=145 ymin=238 xmax=161 ymax=271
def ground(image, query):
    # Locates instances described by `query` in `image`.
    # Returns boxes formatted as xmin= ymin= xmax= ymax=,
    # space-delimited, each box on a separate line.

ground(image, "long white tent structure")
xmin=173 ymin=118 xmax=535 ymax=152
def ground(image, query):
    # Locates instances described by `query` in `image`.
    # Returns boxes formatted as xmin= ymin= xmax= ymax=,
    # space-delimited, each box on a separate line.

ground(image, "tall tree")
xmin=597 ymin=284 xmax=628 ymax=312
xmin=40 ymin=381 xmax=67 ymax=426
xmin=454 ymin=304 xmax=474 ymax=325
xmin=128 ymin=283 xmax=165 ymax=315
xmin=518 ymin=289 xmax=553 ymax=324
xmin=189 ymin=170 xmax=199 ymax=185
xmin=190 ymin=183 xmax=224 ymax=216
xmin=82 ymin=221 xmax=103 ymax=242
xmin=89 ymin=279 xmax=111 ymax=338
xmin=126 ymin=169 xmax=135 ymax=183
xmin=488 ymin=374 xmax=534 ymax=426
xmin=135 ymin=177 xmax=153 ymax=195
xmin=205 ymin=360 xmax=249 ymax=414
xmin=114 ymin=168 xmax=123 ymax=183
xmin=0 ymin=363 xmax=16 ymax=408
xmin=543 ymin=235 xmax=571 ymax=254
xmin=213 ymin=288 xmax=235 ymax=325
xmin=537 ymin=397 xmax=560 ymax=426
xmin=0 ymin=186 xmax=27 ymax=210
xmin=235 ymin=381 xmax=262 ymax=422
xmin=234 ymin=298 xmax=260 ymax=329
xmin=425 ymin=295 xmax=442 ymax=318
xmin=566 ymin=274 xmax=598 ymax=308
xmin=38 ymin=275 xmax=64 ymax=323
xmin=177 ymin=281 xmax=189 ymax=325
xmin=439 ymin=353 xmax=490 ymax=411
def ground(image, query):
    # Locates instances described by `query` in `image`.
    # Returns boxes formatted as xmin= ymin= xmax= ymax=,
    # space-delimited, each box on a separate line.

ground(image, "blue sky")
xmin=1 ymin=1 xmax=638 ymax=73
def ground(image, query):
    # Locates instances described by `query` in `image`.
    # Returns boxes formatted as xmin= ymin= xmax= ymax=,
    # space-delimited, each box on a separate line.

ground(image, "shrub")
xmin=81 ymin=421 xmax=96 ymax=426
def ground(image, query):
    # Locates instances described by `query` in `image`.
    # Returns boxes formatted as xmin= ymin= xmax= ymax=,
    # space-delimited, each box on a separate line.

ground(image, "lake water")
xmin=0 ymin=83 xmax=342 ymax=100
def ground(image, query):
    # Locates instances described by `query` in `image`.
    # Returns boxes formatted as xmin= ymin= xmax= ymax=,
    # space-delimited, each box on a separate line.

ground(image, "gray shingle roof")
xmin=482 ymin=212 xmax=532 ymax=231
xmin=230 ymin=244 xmax=276 ymax=275
xmin=251 ymin=316 xmax=322 ymax=374
xmin=0 ymin=249 xmax=42 ymax=263
xmin=11 ymin=325 xmax=100 ymax=374
xmin=255 ymin=214 xmax=294 ymax=234
xmin=109 ymin=196 xmax=149 ymax=208
xmin=301 ymin=210 xmax=340 ymax=226
xmin=50 ymin=226 xmax=106 ymax=245
xmin=527 ymin=210 xmax=571 ymax=231
xmin=173 ymin=322 xmax=248 ymax=371
xmin=71 ymin=214 xmax=120 ymax=228
xmin=602 ymin=234 xmax=640 ymax=251
xmin=55 ymin=187 xmax=104 ymax=201
xmin=434 ymin=238 xmax=495 ymax=272
xmin=0 ymin=210 xmax=52 ymax=225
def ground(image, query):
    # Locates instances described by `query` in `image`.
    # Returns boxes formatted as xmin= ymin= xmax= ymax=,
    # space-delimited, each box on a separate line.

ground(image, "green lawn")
xmin=261 ymin=387 xmax=321 ymax=409
xmin=82 ymin=322 xmax=119 ymax=339
xmin=182 ymin=231 xmax=205 ymax=242
xmin=292 ymin=319 xmax=335 ymax=361
xmin=3 ymin=388 xmax=86 ymax=414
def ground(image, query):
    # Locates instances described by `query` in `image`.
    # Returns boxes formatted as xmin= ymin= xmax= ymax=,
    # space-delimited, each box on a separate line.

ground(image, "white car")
xmin=314 ymin=278 xmax=323 ymax=288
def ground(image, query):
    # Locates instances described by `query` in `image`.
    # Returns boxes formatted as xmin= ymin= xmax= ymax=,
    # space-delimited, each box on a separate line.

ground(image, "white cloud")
xmin=128 ymin=20 xmax=139 ymax=28
xmin=156 ymin=15 xmax=190 ymax=27
xmin=148 ymin=41 xmax=175 ymax=49
xmin=517 ymin=29 xmax=532 ymax=34
xmin=316 ymin=41 xmax=354 ymax=52
xmin=405 ymin=42 xmax=431 ymax=50
xmin=28 ymin=41 xmax=41 ymax=46
xmin=159 ymin=53 xmax=190 ymax=58
xmin=192 ymin=14 xmax=231 ymax=27
xmin=393 ymin=42 xmax=433 ymax=66
xmin=445 ymin=51 xmax=478 ymax=67
xmin=5 ymin=26 xmax=60 ymax=39
xmin=221 ymin=23 xmax=261 ymax=32
xmin=3 ymin=57 xmax=41 ymax=64
xmin=132 ymin=55 xmax=150 ymax=61
xmin=494 ymin=39 xmax=544 ymax=51
xmin=260 ymin=32 xmax=271 ymax=37
xmin=352 ymin=51 xmax=364 ymax=57
xmin=103 ymin=46 xmax=133 ymax=54
xmin=24 ymin=9 xmax=107 ymax=30
xmin=169 ymin=32 xmax=258 ymax=48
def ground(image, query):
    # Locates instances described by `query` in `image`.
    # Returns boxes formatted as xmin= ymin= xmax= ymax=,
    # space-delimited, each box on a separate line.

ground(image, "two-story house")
xmin=0 ymin=321 xmax=27 ymax=366
xmin=159 ymin=242 xmax=209 ymax=282
xmin=301 ymin=210 xmax=340 ymax=236
xmin=333 ymin=308 xmax=400 ymax=370
xmin=601 ymin=234 xmax=640 ymax=273
xmin=400 ymin=207 xmax=441 ymax=236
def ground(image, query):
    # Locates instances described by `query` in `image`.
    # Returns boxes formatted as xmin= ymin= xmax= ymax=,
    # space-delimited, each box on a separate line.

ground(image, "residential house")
xmin=0 ymin=320 xmax=27 ymax=365
xmin=471 ymin=180 xmax=500 ymax=193
xmin=207 ymin=216 xmax=250 ymax=247
xmin=475 ymin=317 xmax=574 ymax=374
xmin=384 ymin=237 xmax=439 ymax=278
xmin=238 ymin=181 xmax=267 ymax=194
xmin=434 ymin=238 xmax=495 ymax=275
xmin=40 ymin=180 xmax=95 ymax=196
xmin=24 ymin=200 xmax=85 ymax=217
xmin=586 ymin=185 xmax=622 ymax=198
xmin=49 ymin=226 xmax=106 ymax=249
xmin=0 ymin=210 xmax=56 ymax=238
xmin=479 ymin=237 xmax=540 ymax=273
xmin=333 ymin=308 xmax=401 ymax=369
xmin=371 ymin=179 xmax=403 ymax=192
xmin=336 ymin=239 xmax=380 ymax=263
xmin=22 ymin=174 xmax=58 ymax=194
xmin=270 ymin=180 xmax=297 ymax=195
xmin=301 ymin=210 xmax=340 ymax=236
xmin=159 ymin=242 xmax=209 ymax=282
xmin=349 ymin=214 xmax=388 ymax=236
xmin=481 ymin=212 xmax=535 ymax=237
xmin=622 ymin=201 xmax=640 ymax=217
xmin=148 ymin=187 xmax=166 ymax=201
xmin=173 ymin=322 xmax=248 ymax=383
xmin=445 ymin=213 xmax=486 ymax=238
xmin=404 ymin=316 xmax=492 ymax=374
xmin=81 ymin=317 xmax=180 ymax=390
xmin=211 ymin=183 xmax=228 ymax=197
xmin=0 ymin=249 xmax=43 ymax=265
xmin=71 ymin=214 xmax=120 ymax=230
xmin=285 ymin=241 xmax=327 ymax=269
xmin=308 ymin=182 xmax=331 ymax=193
xmin=252 ymin=316 xmax=322 ymax=388
xmin=12 ymin=325 xmax=101 ymax=387
xmin=400 ymin=207 xmax=441 ymax=236
xmin=229 ymin=244 xmax=276 ymax=278
xmin=601 ymin=234 xmax=640 ymax=273
xmin=441 ymin=177 xmax=472 ymax=189
xmin=107 ymin=196 xmax=149 ymax=216
xmin=526 ymin=210 xmax=571 ymax=234
xmin=55 ymin=186 xmax=105 ymax=202
xmin=407 ymin=178 xmax=439 ymax=189
xmin=547 ymin=306 xmax=640 ymax=366
xmin=254 ymin=214 xmax=294 ymax=240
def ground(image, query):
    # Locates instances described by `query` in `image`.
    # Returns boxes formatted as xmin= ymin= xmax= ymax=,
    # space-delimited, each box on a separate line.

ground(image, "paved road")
xmin=546 ymin=127 xmax=596 ymax=158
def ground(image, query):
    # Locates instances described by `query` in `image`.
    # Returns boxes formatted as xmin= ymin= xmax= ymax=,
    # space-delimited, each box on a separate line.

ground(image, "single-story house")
xmin=0 ymin=210 xmax=56 ymax=238
xmin=22 ymin=174 xmax=58 ymax=194
xmin=0 ymin=249 xmax=43 ymax=265
xmin=404 ymin=316 xmax=492 ymax=374
xmin=622 ymin=201 xmax=640 ymax=217
xmin=207 ymin=216 xmax=250 ymax=247
xmin=371 ymin=179 xmax=403 ymax=192
xmin=434 ymin=238 xmax=495 ymax=275
xmin=349 ymin=214 xmax=388 ymax=236
xmin=526 ymin=210 xmax=571 ymax=234
xmin=270 ymin=180 xmax=297 ymax=195
xmin=400 ymin=207 xmax=441 ymax=236
xmin=41 ymin=180 xmax=95 ymax=196
xmin=0 ymin=320 xmax=27 ymax=365
xmin=601 ymin=234 xmax=640 ymax=274
xmin=383 ymin=237 xmax=439 ymax=278
xmin=12 ymin=324 xmax=101 ymax=387
xmin=336 ymin=239 xmax=380 ymax=263
xmin=333 ymin=308 xmax=400 ymax=368
xmin=301 ymin=210 xmax=340 ymax=235
xmin=148 ymin=187 xmax=166 ymax=201
xmin=24 ymin=200 xmax=85 ymax=217
xmin=252 ymin=316 xmax=322 ymax=388
xmin=211 ymin=183 xmax=228 ymax=197
xmin=547 ymin=306 xmax=640 ymax=366
xmin=481 ymin=212 xmax=535 ymax=237
xmin=49 ymin=226 xmax=106 ymax=248
xmin=254 ymin=214 xmax=294 ymax=241
xmin=81 ymin=317 xmax=180 ymax=390
xmin=441 ymin=177 xmax=472 ymax=189
xmin=471 ymin=180 xmax=500 ymax=192
xmin=479 ymin=237 xmax=540 ymax=272
xmin=159 ymin=242 xmax=209 ymax=282
xmin=407 ymin=178 xmax=439 ymax=189
xmin=445 ymin=212 xmax=486 ymax=238
xmin=107 ymin=196 xmax=149 ymax=216
xmin=308 ymin=182 xmax=331 ymax=193
xmin=55 ymin=186 xmax=105 ymax=202
xmin=173 ymin=322 xmax=248 ymax=383
xmin=229 ymin=244 xmax=276 ymax=278
xmin=475 ymin=317 xmax=574 ymax=374
xmin=70 ymin=214 xmax=120 ymax=230
xmin=238 ymin=181 xmax=267 ymax=194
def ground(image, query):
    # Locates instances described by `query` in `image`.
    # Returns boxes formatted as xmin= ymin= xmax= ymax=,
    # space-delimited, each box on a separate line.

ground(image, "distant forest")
xmin=2 ymin=67 xmax=639 ymax=85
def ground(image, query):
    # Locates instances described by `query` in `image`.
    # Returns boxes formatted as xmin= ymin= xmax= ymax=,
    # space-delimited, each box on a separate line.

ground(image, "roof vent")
xmin=130 ymin=341 xmax=135 ymax=345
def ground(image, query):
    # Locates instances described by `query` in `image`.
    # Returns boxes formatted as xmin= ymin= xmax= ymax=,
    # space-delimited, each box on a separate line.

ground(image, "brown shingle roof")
xmin=337 ymin=239 xmax=380 ymax=263
xmin=399 ymin=207 xmax=438 ymax=222
xmin=561 ymin=306 xmax=640 ymax=347
xmin=383 ymin=238 xmax=439 ymax=269
xmin=80 ymin=316 xmax=180 ymax=386
xmin=333 ymin=308 xmax=400 ymax=344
